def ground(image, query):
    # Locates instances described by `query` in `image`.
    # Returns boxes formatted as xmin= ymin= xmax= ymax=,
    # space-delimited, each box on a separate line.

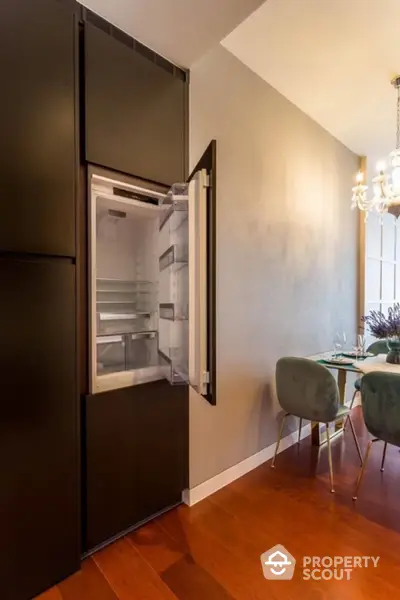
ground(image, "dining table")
xmin=307 ymin=351 xmax=400 ymax=446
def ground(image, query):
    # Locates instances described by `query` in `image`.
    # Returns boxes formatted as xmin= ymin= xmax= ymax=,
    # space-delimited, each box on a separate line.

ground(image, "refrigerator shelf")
xmin=97 ymin=335 xmax=124 ymax=344
xmin=96 ymin=299 xmax=151 ymax=305
xmin=96 ymin=331 xmax=156 ymax=342
xmin=97 ymin=278 xmax=154 ymax=285
xmin=98 ymin=311 xmax=152 ymax=321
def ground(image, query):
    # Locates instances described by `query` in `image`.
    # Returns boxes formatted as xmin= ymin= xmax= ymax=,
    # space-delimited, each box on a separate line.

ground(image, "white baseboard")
xmin=183 ymin=423 xmax=311 ymax=507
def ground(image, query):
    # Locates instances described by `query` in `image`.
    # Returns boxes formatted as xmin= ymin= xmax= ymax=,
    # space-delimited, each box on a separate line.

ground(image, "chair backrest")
xmin=276 ymin=357 xmax=339 ymax=423
xmin=367 ymin=339 xmax=388 ymax=355
xmin=361 ymin=372 xmax=400 ymax=447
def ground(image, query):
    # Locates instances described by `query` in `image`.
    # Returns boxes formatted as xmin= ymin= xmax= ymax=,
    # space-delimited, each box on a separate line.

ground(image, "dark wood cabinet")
xmin=0 ymin=0 xmax=77 ymax=257
xmin=84 ymin=22 xmax=187 ymax=186
xmin=85 ymin=381 xmax=188 ymax=551
xmin=0 ymin=257 xmax=79 ymax=600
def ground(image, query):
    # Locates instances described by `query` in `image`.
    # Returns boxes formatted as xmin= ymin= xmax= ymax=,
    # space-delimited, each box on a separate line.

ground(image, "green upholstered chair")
xmin=350 ymin=339 xmax=389 ymax=470
xmin=272 ymin=357 xmax=362 ymax=493
xmin=352 ymin=339 xmax=388 ymax=398
xmin=353 ymin=371 xmax=400 ymax=500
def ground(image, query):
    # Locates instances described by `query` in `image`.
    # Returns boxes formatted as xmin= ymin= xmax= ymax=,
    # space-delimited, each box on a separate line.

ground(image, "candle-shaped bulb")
xmin=356 ymin=171 xmax=364 ymax=183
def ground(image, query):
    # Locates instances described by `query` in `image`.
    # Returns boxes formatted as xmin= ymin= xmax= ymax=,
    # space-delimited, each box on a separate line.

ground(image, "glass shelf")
xmin=98 ymin=312 xmax=152 ymax=321
xmin=96 ymin=279 xmax=157 ymax=336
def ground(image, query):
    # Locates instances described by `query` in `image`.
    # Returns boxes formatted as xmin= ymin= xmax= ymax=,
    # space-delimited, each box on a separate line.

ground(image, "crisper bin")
xmin=126 ymin=331 xmax=159 ymax=371
xmin=96 ymin=335 xmax=126 ymax=376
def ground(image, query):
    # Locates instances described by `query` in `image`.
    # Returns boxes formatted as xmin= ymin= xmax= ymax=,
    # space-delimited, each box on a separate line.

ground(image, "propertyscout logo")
xmin=260 ymin=545 xmax=380 ymax=581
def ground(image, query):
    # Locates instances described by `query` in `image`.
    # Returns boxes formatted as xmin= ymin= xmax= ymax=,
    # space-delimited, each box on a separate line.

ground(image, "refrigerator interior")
xmin=91 ymin=176 xmax=189 ymax=393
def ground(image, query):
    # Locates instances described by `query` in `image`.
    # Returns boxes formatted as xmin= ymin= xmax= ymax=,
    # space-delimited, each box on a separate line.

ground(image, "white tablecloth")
xmin=354 ymin=354 xmax=400 ymax=374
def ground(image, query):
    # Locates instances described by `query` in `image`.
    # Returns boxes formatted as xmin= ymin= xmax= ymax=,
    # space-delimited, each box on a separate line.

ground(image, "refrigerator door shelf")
xmin=159 ymin=245 xmax=188 ymax=272
xmin=158 ymin=348 xmax=188 ymax=385
xmin=159 ymin=201 xmax=188 ymax=233
xmin=159 ymin=303 xmax=188 ymax=321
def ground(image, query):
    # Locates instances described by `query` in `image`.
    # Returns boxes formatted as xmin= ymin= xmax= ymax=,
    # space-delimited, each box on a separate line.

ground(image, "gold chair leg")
xmin=347 ymin=414 xmax=363 ymax=465
xmin=271 ymin=413 xmax=288 ymax=468
xmin=349 ymin=389 xmax=358 ymax=411
xmin=298 ymin=417 xmax=303 ymax=444
xmin=326 ymin=423 xmax=335 ymax=493
xmin=352 ymin=439 xmax=378 ymax=501
xmin=380 ymin=442 xmax=388 ymax=472
xmin=344 ymin=390 xmax=358 ymax=431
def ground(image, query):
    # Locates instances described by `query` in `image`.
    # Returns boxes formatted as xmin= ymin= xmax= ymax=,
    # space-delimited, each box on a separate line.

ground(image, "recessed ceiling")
xmin=80 ymin=0 xmax=265 ymax=67
xmin=222 ymin=0 xmax=400 ymax=161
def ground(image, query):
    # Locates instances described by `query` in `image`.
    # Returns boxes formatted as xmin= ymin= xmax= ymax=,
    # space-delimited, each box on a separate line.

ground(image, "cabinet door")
xmin=0 ymin=258 xmax=79 ymax=600
xmin=85 ymin=386 xmax=139 ymax=551
xmin=0 ymin=0 xmax=76 ymax=257
xmin=85 ymin=380 xmax=188 ymax=552
xmin=85 ymin=22 xmax=186 ymax=186
xmin=135 ymin=381 xmax=188 ymax=523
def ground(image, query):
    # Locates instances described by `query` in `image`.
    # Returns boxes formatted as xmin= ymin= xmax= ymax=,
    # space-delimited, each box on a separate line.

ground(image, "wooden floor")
xmin=37 ymin=407 xmax=400 ymax=600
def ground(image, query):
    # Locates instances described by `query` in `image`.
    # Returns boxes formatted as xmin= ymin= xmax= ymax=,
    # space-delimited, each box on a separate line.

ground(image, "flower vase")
xmin=386 ymin=337 xmax=400 ymax=364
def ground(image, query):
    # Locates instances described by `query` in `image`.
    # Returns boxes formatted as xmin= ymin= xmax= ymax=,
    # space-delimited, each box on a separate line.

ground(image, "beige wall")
xmin=189 ymin=45 xmax=359 ymax=489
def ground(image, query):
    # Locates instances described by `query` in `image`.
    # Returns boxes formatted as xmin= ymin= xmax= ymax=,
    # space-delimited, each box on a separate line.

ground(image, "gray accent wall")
xmin=189 ymin=45 xmax=359 ymax=489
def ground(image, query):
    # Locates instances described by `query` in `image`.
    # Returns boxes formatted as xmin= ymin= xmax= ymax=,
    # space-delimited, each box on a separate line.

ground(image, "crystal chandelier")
xmin=352 ymin=75 xmax=400 ymax=219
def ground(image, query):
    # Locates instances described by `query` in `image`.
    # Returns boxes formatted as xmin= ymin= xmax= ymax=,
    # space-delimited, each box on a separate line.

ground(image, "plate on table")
xmin=322 ymin=357 xmax=354 ymax=366
xmin=342 ymin=351 xmax=374 ymax=359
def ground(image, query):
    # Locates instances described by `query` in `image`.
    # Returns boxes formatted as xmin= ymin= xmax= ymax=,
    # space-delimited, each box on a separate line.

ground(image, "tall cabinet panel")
xmin=0 ymin=0 xmax=76 ymax=257
xmin=84 ymin=21 xmax=187 ymax=186
xmin=0 ymin=258 xmax=79 ymax=600
xmin=85 ymin=380 xmax=188 ymax=552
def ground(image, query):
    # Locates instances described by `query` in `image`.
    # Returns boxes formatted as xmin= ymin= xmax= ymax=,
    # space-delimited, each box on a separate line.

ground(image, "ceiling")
xmin=222 ymin=0 xmax=400 ymax=163
xmin=81 ymin=0 xmax=265 ymax=67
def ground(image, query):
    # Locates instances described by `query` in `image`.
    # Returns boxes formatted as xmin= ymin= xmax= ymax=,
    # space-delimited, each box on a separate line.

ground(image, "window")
xmin=365 ymin=213 xmax=400 ymax=333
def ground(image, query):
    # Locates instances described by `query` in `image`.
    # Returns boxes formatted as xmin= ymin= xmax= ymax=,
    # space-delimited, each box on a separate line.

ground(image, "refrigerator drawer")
xmin=97 ymin=335 xmax=126 ymax=375
xmin=126 ymin=332 xmax=158 ymax=371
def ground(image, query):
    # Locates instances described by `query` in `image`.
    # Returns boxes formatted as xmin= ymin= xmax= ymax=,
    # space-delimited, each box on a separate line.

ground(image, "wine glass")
xmin=351 ymin=334 xmax=364 ymax=359
xmin=333 ymin=331 xmax=347 ymax=358
xmin=356 ymin=334 xmax=366 ymax=357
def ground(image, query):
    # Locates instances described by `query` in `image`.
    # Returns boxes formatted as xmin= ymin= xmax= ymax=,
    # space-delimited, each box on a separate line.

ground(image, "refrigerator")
xmin=88 ymin=151 xmax=215 ymax=402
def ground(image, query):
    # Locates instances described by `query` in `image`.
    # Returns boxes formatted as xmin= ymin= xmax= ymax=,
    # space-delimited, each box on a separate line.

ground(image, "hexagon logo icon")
xmin=260 ymin=544 xmax=296 ymax=580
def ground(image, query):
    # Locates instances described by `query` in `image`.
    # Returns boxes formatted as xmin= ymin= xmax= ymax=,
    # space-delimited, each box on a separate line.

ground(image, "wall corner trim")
xmin=183 ymin=423 xmax=312 ymax=506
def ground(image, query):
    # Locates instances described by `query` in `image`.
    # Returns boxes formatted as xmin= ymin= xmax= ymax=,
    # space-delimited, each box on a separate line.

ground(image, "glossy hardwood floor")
xmin=37 ymin=407 xmax=400 ymax=600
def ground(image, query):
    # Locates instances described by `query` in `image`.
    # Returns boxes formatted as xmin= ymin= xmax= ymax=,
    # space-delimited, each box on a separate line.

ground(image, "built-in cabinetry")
xmin=84 ymin=18 xmax=187 ymax=185
xmin=0 ymin=0 xmax=213 ymax=594
xmin=0 ymin=0 xmax=77 ymax=257
xmin=85 ymin=381 xmax=188 ymax=551
xmin=0 ymin=2 xmax=79 ymax=599
xmin=84 ymin=143 xmax=215 ymax=551
xmin=0 ymin=258 xmax=79 ymax=600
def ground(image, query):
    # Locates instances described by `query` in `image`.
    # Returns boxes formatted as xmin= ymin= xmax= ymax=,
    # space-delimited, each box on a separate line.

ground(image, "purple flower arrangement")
xmin=362 ymin=303 xmax=400 ymax=339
